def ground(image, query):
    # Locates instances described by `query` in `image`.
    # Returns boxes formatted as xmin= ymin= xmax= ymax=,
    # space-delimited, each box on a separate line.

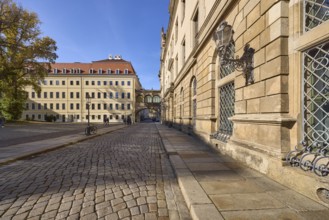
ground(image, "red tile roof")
xmin=48 ymin=58 xmax=136 ymax=75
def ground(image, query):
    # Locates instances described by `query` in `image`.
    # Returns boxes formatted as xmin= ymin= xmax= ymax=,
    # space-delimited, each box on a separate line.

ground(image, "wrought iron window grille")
xmin=305 ymin=0 xmax=329 ymax=31
xmin=303 ymin=41 xmax=329 ymax=148
xmin=286 ymin=41 xmax=329 ymax=177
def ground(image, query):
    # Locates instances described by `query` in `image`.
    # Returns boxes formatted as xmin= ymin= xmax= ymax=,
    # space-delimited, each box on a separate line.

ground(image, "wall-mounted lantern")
xmin=213 ymin=21 xmax=255 ymax=85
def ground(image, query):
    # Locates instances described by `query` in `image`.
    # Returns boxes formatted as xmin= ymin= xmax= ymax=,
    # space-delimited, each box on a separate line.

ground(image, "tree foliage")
xmin=0 ymin=0 xmax=57 ymax=120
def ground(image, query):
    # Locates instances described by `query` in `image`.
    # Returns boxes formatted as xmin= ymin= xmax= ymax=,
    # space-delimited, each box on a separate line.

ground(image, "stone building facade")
xmin=23 ymin=56 xmax=141 ymax=123
xmin=159 ymin=0 xmax=329 ymax=205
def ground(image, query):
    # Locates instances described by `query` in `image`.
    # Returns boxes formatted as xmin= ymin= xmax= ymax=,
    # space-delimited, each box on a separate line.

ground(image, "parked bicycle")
xmin=85 ymin=124 xmax=97 ymax=135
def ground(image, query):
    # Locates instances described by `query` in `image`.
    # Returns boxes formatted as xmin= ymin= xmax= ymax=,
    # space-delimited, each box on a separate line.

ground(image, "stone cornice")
xmin=230 ymin=114 xmax=297 ymax=126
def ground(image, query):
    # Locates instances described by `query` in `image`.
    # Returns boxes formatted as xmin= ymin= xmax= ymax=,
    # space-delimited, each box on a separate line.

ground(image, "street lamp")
xmin=213 ymin=21 xmax=255 ymax=85
xmin=86 ymin=93 xmax=91 ymax=135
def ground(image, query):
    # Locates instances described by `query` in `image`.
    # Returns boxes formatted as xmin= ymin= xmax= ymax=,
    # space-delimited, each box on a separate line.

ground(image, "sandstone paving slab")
xmin=178 ymin=151 xmax=209 ymax=156
xmin=173 ymin=146 xmax=201 ymax=151
xmin=200 ymin=180 xmax=265 ymax=195
xmin=299 ymin=209 xmax=329 ymax=220
xmin=220 ymin=208 xmax=304 ymax=220
xmin=190 ymin=204 xmax=224 ymax=220
xmin=249 ymin=176 xmax=290 ymax=192
xmin=176 ymin=169 xmax=212 ymax=208
xmin=210 ymin=192 xmax=285 ymax=211
xmin=169 ymin=155 xmax=187 ymax=169
xmin=233 ymin=166 xmax=265 ymax=178
xmin=156 ymin=124 xmax=329 ymax=219
xmin=185 ymin=162 xmax=231 ymax=171
xmin=181 ymin=157 xmax=220 ymax=163
xmin=268 ymin=189 xmax=329 ymax=211
xmin=161 ymin=143 xmax=176 ymax=155
xmin=193 ymin=170 xmax=245 ymax=182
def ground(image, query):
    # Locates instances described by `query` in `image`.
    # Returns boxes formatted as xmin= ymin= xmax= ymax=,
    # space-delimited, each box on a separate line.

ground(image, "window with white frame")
xmin=98 ymin=68 xmax=102 ymax=74
xmin=107 ymin=69 xmax=111 ymax=74
xmin=124 ymin=69 xmax=129 ymax=74
xmin=89 ymin=68 xmax=94 ymax=74
xmin=116 ymin=69 xmax=120 ymax=74
xmin=175 ymin=55 xmax=178 ymax=77
xmin=181 ymin=38 xmax=186 ymax=65
xmin=145 ymin=95 xmax=152 ymax=103
xmin=175 ymin=19 xmax=178 ymax=43
xmin=181 ymin=0 xmax=185 ymax=23
xmin=153 ymin=96 xmax=161 ymax=103
xmin=192 ymin=8 xmax=199 ymax=47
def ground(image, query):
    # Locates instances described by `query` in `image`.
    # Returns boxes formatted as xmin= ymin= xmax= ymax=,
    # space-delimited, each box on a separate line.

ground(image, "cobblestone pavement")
xmin=0 ymin=123 xmax=191 ymax=220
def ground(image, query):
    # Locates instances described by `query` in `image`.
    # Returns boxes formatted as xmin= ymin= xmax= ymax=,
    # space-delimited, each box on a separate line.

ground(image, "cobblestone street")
xmin=0 ymin=124 xmax=191 ymax=220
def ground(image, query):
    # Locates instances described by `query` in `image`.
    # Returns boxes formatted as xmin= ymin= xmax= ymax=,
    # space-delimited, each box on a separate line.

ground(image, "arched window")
xmin=153 ymin=96 xmax=161 ymax=103
xmin=145 ymin=95 xmax=152 ymax=103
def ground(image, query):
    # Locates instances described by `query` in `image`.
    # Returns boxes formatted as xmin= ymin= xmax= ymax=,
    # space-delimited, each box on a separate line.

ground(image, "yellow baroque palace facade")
xmin=23 ymin=56 xmax=141 ymax=123
xmin=159 ymin=0 xmax=329 ymax=205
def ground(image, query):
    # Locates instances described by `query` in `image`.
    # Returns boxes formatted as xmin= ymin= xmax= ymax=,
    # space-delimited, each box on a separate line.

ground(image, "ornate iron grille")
xmin=305 ymin=0 xmax=329 ymax=31
xmin=211 ymin=40 xmax=235 ymax=142
xmin=193 ymin=78 xmax=197 ymax=96
xmin=215 ymin=82 xmax=235 ymax=142
xmin=192 ymin=78 xmax=197 ymax=127
xmin=303 ymin=41 xmax=329 ymax=146
xmin=220 ymin=41 xmax=235 ymax=78
xmin=193 ymin=99 xmax=196 ymax=127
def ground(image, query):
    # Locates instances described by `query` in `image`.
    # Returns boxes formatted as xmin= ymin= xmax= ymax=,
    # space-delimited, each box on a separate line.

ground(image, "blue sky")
xmin=14 ymin=0 xmax=170 ymax=90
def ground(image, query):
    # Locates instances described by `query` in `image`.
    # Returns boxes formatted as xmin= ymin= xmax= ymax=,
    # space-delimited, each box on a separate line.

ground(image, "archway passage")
xmin=135 ymin=90 xmax=161 ymax=122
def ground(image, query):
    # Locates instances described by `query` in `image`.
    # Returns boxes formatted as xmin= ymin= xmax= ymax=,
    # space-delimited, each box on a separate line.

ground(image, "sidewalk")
xmin=0 ymin=124 xmax=126 ymax=165
xmin=156 ymin=124 xmax=329 ymax=220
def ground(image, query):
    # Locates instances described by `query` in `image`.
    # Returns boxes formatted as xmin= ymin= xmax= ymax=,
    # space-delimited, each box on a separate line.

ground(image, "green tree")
xmin=0 ymin=0 xmax=57 ymax=120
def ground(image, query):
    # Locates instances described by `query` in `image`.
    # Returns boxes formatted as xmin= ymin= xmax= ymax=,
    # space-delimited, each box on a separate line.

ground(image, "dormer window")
xmin=63 ymin=68 xmax=67 ymax=74
xmin=77 ymin=68 xmax=81 ymax=74
xmin=54 ymin=68 xmax=58 ymax=74
xmin=115 ymin=69 xmax=120 ymax=74
xmin=71 ymin=68 xmax=75 ymax=74
xmin=89 ymin=68 xmax=94 ymax=74
xmin=107 ymin=69 xmax=111 ymax=74
xmin=98 ymin=68 xmax=102 ymax=74
xmin=124 ymin=69 xmax=129 ymax=74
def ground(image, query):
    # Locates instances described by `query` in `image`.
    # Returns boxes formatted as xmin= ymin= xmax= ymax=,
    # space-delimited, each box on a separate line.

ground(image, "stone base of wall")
xmin=211 ymin=139 xmax=329 ymax=207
